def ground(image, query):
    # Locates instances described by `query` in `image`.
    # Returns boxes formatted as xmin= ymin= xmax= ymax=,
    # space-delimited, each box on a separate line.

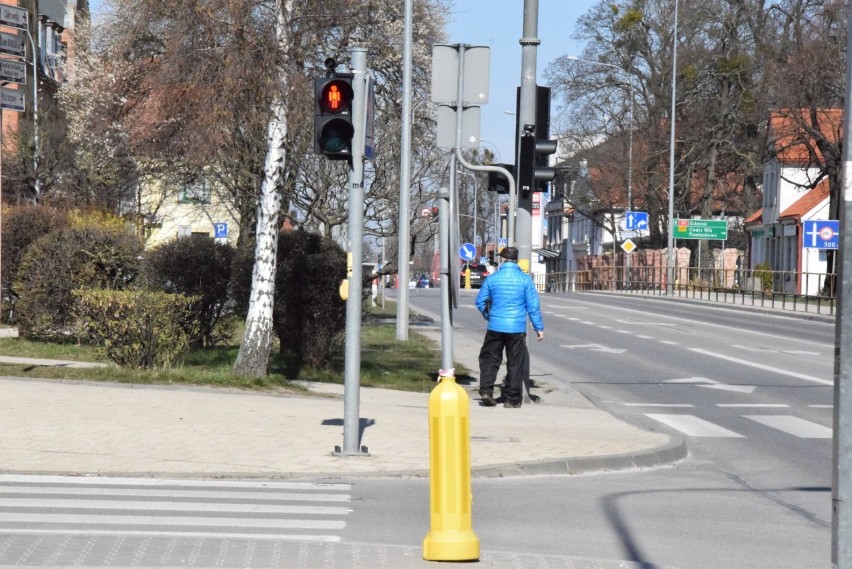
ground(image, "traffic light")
xmin=487 ymin=164 xmax=514 ymax=194
xmin=514 ymin=86 xmax=558 ymax=194
xmin=430 ymin=206 xmax=439 ymax=222
xmin=314 ymin=73 xmax=355 ymax=160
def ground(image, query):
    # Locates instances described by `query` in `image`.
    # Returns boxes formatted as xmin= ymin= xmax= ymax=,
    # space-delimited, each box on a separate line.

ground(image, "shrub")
xmin=273 ymin=231 xmax=346 ymax=370
xmin=74 ymin=289 xmax=200 ymax=369
xmin=754 ymin=262 xmax=773 ymax=292
xmin=0 ymin=205 xmax=68 ymax=321
xmin=142 ymin=235 xmax=235 ymax=347
xmin=14 ymin=224 xmax=144 ymax=340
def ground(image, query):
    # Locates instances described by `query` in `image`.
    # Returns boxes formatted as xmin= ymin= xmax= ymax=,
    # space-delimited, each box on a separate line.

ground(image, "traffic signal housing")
xmin=514 ymin=86 xmax=558 ymax=194
xmin=314 ymin=73 xmax=355 ymax=160
xmin=487 ymin=164 xmax=514 ymax=194
xmin=517 ymin=128 xmax=557 ymax=195
xmin=430 ymin=206 xmax=439 ymax=222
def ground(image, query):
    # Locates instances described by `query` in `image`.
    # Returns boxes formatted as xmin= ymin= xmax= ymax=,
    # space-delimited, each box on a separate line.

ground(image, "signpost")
xmin=459 ymin=243 xmax=476 ymax=262
xmin=673 ymin=218 xmax=728 ymax=240
xmin=803 ymin=220 xmax=839 ymax=249
xmin=625 ymin=211 xmax=649 ymax=231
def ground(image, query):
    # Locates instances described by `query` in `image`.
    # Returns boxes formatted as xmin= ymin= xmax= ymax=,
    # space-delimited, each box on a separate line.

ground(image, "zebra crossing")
xmin=0 ymin=475 xmax=352 ymax=542
xmin=642 ymin=409 xmax=832 ymax=439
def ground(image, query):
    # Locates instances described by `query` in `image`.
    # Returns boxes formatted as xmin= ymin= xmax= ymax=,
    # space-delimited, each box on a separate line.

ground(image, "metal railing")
xmin=533 ymin=265 xmax=837 ymax=316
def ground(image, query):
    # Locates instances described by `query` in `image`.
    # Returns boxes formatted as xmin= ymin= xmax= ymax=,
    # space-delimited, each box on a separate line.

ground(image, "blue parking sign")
xmin=803 ymin=220 xmax=839 ymax=249
xmin=214 ymin=223 xmax=228 ymax=239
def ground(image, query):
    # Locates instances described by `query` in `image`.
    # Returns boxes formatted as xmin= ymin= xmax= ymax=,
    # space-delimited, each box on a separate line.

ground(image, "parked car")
xmin=415 ymin=273 xmax=430 ymax=288
xmin=460 ymin=264 xmax=489 ymax=288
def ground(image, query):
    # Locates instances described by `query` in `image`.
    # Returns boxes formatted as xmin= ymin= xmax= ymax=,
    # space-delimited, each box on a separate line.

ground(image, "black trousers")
xmin=478 ymin=330 xmax=529 ymax=404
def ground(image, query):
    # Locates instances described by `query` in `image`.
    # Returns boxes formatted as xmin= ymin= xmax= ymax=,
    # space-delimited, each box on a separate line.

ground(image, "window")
xmin=178 ymin=179 xmax=211 ymax=204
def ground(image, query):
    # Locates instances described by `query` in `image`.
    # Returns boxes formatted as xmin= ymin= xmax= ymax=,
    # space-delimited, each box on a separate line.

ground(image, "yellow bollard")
xmin=464 ymin=266 xmax=471 ymax=289
xmin=422 ymin=370 xmax=480 ymax=561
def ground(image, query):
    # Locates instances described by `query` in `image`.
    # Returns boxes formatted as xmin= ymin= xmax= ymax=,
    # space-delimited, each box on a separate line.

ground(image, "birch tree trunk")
xmin=232 ymin=0 xmax=291 ymax=377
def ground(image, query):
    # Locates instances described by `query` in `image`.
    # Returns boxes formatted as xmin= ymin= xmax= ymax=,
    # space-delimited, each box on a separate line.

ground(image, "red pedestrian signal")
xmin=315 ymin=74 xmax=355 ymax=160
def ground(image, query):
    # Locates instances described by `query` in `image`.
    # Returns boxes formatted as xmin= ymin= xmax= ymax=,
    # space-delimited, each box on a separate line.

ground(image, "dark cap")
xmin=498 ymin=246 xmax=518 ymax=261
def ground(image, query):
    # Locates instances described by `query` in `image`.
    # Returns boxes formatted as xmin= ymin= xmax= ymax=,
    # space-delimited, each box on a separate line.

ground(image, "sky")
xmin=88 ymin=0 xmax=597 ymax=163
xmin=445 ymin=1 xmax=598 ymax=163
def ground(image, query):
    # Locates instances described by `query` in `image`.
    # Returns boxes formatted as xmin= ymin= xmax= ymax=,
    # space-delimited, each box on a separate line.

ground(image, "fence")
xmin=532 ymin=265 xmax=837 ymax=316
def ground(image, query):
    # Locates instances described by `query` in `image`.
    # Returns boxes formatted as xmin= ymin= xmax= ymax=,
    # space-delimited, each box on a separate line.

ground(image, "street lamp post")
xmin=666 ymin=0 xmax=679 ymax=295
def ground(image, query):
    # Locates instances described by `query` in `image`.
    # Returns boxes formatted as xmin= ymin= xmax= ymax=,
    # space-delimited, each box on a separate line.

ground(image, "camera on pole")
xmin=314 ymin=59 xmax=355 ymax=160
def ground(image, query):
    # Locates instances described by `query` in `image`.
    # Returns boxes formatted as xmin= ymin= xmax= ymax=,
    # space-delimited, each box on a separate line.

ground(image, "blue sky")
xmin=89 ymin=0 xmax=596 ymax=162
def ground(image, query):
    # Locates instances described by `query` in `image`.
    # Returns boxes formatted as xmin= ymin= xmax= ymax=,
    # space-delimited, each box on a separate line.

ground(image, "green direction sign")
xmin=673 ymin=218 xmax=728 ymax=240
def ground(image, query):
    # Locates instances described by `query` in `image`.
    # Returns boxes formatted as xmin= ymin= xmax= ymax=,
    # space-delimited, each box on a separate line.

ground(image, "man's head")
xmin=499 ymin=246 xmax=518 ymax=262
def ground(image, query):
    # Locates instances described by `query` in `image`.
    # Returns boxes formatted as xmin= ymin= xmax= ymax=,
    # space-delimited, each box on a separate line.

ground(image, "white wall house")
xmin=744 ymin=110 xmax=839 ymax=295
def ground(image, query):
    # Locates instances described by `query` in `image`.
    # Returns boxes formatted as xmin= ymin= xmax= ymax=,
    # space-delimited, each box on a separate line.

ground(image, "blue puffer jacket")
xmin=475 ymin=262 xmax=544 ymax=334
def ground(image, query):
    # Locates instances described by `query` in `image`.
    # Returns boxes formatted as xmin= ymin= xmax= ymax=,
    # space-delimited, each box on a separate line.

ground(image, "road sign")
xmin=431 ymin=44 xmax=490 ymax=106
xmin=0 ymin=87 xmax=24 ymax=112
xmin=459 ymin=243 xmax=476 ymax=262
xmin=803 ymin=220 xmax=839 ymax=249
xmin=620 ymin=239 xmax=637 ymax=254
xmin=498 ymin=238 xmax=508 ymax=249
xmin=214 ymin=223 xmax=228 ymax=239
xmin=0 ymin=31 xmax=24 ymax=58
xmin=625 ymin=211 xmax=649 ymax=231
xmin=673 ymin=219 xmax=728 ymax=240
xmin=0 ymin=59 xmax=25 ymax=84
xmin=0 ymin=5 xmax=27 ymax=30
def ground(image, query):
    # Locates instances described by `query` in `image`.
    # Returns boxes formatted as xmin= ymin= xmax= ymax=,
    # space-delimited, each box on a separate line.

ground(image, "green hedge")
xmin=74 ymin=289 xmax=200 ymax=369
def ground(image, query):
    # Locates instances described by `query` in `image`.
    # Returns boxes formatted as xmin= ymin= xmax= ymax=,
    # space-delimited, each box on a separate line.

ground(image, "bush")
xmin=142 ymin=235 xmax=235 ymax=347
xmin=14 ymin=223 xmax=144 ymax=340
xmin=273 ymin=231 xmax=346 ymax=370
xmin=0 ymin=205 xmax=68 ymax=321
xmin=74 ymin=289 xmax=200 ymax=369
xmin=754 ymin=262 xmax=773 ymax=292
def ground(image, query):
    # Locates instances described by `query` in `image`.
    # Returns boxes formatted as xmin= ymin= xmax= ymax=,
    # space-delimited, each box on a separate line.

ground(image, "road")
xmin=0 ymin=290 xmax=836 ymax=568
xmin=403 ymin=288 xmax=834 ymax=568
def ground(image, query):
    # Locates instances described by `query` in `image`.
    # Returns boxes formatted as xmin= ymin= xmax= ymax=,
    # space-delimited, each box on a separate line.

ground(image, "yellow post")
xmin=464 ymin=266 xmax=471 ymax=289
xmin=422 ymin=370 xmax=479 ymax=561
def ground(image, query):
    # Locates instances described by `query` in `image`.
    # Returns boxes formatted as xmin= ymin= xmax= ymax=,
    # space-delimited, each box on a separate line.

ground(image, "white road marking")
xmin=645 ymin=414 xmax=745 ymax=437
xmin=689 ymin=348 xmax=833 ymax=386
xmin=716 ymin=404 xmax=789 ymax=408
xmin=743 ymin=415 xmax=832 ymax=438
xmin=560 ymin=344 xmax=626 ymax=354
xmin=809 ymin=404 xmax=833 ymax=409
xmin=623 ymin=403 xmax=694 ymax=408
xmin=660 ymin=340 xmax=679 ymax=345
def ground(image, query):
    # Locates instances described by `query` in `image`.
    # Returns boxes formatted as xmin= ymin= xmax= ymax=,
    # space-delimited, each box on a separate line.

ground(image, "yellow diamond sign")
xmin=621 ymin=239 xmax=637 ymax=254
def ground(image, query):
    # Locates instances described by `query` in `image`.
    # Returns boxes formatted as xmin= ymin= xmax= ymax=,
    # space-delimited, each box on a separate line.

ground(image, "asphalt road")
xmin=402 ymin=288 xmax=835 ymax=568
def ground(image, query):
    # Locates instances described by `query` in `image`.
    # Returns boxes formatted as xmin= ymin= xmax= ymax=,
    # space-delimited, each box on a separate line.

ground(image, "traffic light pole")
xmin=337 ymin=47 xmax=369 ymax=457
xmin=515 ymin=0 xmax=540 ymax=272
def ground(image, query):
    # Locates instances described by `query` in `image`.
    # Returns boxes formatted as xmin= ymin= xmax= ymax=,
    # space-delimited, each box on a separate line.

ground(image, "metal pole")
xmin=25 ymin=17 xmax=38 ymax=200
xmin=337 ymin=47 xmax=369 ymax=457
xmin=666 ymin=0 xmax=679 ymax=295
xmin=396 ymin=0 xmax=413 ymax=341
xmin=516 ymin=0 xmax=540 ymax=272
xmin=831 ymin=7 xmax=852 ymax=565
xmin=438 ymin=187 xmax=453 ymax=372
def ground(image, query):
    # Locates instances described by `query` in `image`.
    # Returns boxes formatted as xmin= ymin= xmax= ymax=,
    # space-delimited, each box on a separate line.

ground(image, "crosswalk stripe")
xmin=0 ymin=513 xmax=346 ymax=530
xmin=0 ymin=487 xmax=350 ymax=502
xmin=743 ymin=415 xmax=832 ymax=438
xmin=0 ymin=498 xmax=350 ymax=515
xmin=645 ymin=414 xmax=745 ymax=437
xmin=0 ymin=476 xmax=352 ymax=542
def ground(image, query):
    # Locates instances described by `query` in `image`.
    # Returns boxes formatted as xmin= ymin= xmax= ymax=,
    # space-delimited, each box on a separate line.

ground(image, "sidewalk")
xmin=0 ymin=322 xmax=689 ymax=569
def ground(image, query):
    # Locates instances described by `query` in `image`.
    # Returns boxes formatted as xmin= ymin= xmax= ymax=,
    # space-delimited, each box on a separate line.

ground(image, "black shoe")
xmin=480 ymin=394 xmax=497 ymax=407
xmin=503 ymin=402 xmax=521 ymax=408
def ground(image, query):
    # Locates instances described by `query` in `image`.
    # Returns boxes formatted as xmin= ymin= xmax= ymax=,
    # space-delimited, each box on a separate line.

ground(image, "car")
xmin=415 ymin=273 xmax=430 ymax=288
xmin=460 ymin=264 xmax=489 ymax=288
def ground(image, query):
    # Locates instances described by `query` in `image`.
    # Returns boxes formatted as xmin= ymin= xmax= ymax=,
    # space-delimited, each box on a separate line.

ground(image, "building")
xmin=744 ymin=109 xmax=840 ymax=295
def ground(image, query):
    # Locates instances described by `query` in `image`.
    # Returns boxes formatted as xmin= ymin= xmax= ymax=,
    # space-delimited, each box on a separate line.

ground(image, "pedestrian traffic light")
xmin=514 ymin=86 xmax=558 ymax=194
xmin=487 ymin=164 xmax=514 ymax=194
xmin=314 ymin=73 xmax=355 ymax=160
xmin=517 ymin=125 xmax=557 ymax=195
xmin=430 ymin=206 xmax=439 ymax=222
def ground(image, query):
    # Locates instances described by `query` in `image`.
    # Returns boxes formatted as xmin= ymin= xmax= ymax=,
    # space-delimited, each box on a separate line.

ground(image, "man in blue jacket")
xmin=475 ymin=247 xmax=544 ymax=408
